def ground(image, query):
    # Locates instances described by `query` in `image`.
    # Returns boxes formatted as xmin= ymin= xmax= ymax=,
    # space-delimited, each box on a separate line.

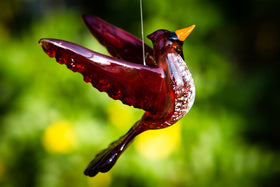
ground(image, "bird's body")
xmin=39 ymin=15 xmax=195 ymax=177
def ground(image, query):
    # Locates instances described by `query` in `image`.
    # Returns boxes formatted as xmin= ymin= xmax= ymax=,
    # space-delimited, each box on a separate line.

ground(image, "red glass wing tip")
xmin=39 ymin=38 xmax=56 ymax=57
xmin=82 ymin=14 xmax=100 ymax=26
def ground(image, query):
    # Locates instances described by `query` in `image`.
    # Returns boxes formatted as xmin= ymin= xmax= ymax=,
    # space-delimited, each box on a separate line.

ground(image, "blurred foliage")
xmin=0 ymin=0 xmax=280 ymax=187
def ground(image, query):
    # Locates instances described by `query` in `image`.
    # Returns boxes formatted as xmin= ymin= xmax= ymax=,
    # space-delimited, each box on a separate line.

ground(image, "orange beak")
xmin=175 ymin=25 xmax=196 ymax=41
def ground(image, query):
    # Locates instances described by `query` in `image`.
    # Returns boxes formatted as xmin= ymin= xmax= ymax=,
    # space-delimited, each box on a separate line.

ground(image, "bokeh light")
xmin=42 ymin=120 xmax=77 ymax=154
xmin=135 ymin=122 xmax=181 ymax=159
xmin=87 ymin=172 xmax=112 ymax=187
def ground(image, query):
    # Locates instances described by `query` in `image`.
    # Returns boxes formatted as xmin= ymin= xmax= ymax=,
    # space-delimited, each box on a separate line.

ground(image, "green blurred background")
xmin=0 ymin=0 xmax=279 ymax=186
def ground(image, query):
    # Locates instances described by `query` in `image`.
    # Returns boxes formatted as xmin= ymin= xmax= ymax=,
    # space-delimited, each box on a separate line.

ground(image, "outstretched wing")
xmin=82 ymin=15 xmax=155 ymax=66
xmin=39 ymin=38 xmax=164 ymax=113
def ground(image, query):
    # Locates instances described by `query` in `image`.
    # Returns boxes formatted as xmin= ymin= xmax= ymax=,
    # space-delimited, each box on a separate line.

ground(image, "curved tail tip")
xmin=84 ymin=167 xmax=99 ymax=177
xmin=83 ymin=145 xmax=121 ymax=177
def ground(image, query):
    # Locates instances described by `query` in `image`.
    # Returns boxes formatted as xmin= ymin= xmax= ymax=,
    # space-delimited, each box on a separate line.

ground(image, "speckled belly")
xmin=165 ymin=54 xmax=195 ymax=126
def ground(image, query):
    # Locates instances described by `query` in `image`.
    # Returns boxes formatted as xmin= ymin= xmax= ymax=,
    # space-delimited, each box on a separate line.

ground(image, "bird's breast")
xmin=164 ymin=53 xmax=195 ymax=126
xmin=141 ymin=52 xmax=195 ymax=129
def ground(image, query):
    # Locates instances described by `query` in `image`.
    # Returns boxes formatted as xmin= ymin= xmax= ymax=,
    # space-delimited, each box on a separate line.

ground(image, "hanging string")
xmin=140 ymin=0 xmax=146 ymax=66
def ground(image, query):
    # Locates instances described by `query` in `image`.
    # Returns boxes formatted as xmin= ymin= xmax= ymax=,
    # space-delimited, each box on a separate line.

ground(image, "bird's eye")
xmin=167 ymin=32 xmax=179 ymax=41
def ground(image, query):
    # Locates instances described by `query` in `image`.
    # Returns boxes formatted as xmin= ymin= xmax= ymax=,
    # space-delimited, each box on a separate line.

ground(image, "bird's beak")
xmin=175 ymin=25 xmax=196 ymax=42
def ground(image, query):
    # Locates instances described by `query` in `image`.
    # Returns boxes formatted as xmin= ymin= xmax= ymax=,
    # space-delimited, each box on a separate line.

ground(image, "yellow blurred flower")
xmin=42 ymin=120 xmax=77 ymax=154
xmin=135 ymin=122 xmax=182 ymax=159
xmin=87 ymin=172 xmax=112 ymax=187
xmin=107 ymin=101 xmax=137 ymax=130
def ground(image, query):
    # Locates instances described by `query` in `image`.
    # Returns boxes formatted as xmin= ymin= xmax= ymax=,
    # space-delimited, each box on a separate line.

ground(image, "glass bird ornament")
xmin=39 ymin=15 xmax=195 ymax=177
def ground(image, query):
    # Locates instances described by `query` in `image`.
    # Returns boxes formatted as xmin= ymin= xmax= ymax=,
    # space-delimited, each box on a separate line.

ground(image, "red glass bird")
xmin=39 ymin=15 xmax=195 ymax=177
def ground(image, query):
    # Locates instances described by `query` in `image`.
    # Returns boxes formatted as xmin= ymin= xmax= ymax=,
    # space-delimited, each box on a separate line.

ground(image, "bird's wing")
xmin=82 ymin=15 xmax=156 ymax=66
xmin=39 ymin=39 xmax=164 ymax=113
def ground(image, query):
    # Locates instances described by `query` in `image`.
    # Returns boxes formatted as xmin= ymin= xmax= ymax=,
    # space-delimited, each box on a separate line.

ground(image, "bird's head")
xmin=147 ymin=25 xmax=195 ymax=58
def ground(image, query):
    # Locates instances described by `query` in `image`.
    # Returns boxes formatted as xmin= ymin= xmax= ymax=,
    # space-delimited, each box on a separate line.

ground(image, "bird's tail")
xmin=84 ymin=121 xmax=147 ymax=177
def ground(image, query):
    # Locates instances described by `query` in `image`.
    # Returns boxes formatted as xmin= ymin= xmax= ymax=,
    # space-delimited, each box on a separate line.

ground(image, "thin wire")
xmin=140 ymin=0 xmax=146 ymax=66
